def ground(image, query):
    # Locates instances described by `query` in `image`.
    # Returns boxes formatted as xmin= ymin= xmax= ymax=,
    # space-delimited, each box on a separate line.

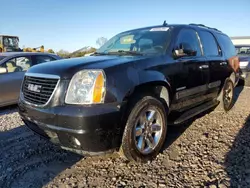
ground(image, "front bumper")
xmin=18 ymin=99 xmax=125 ymax=153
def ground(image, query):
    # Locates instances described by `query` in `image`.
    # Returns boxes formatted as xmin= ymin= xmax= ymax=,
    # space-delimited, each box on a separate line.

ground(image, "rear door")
xmin=0 ymin=56 xmax=32 ymax=106
xmin=198 ymin=30 xmax=227 ymax=96
xmin=171 ymin=28 xmax=210 ymax=111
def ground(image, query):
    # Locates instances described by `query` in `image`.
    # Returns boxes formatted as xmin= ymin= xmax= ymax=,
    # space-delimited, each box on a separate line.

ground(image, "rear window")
xmin=216 ymin=34 xmax=236 ymax=58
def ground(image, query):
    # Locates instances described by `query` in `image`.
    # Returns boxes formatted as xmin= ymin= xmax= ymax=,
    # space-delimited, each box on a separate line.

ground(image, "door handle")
xmin=199 ymin=65 xmax=209 ymax=69
xmin=220 ymin=62 xmax=227 ymax=66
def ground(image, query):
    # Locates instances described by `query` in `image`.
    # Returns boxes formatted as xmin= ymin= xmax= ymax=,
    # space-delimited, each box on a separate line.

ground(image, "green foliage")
xmin=47 ymin=49 xmax=55 ymax=54
xmin=56 ymin=49 xmax=71 ymax=58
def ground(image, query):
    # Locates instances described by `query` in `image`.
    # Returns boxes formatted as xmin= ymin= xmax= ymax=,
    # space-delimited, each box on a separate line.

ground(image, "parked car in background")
xmin=0 ymin=52 xmax=61 ymax=107
xmin=19 ymin=23 xmax=239 ymax=162
xmin=235 ymin=45 xmax=250 ymax=86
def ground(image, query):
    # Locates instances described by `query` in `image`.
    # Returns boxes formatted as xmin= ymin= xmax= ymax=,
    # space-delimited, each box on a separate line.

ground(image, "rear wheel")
xmin=216 ymin=78 xmax=234 ymax=112
xmin=119 ymin=95 xmax=167 ymax=162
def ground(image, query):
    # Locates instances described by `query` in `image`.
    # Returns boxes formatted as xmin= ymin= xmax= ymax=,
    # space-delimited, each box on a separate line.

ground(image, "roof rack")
xmin=189 ymin=23 xmax=222 ymax=32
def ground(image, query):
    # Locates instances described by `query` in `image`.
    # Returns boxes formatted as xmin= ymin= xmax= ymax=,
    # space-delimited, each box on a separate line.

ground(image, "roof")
xmin=120 ymin=23 xmax=224 ymax=35
xmin=231 ymin=36 xmax=250 ymax=40
xmin=0 ymin=52 xmax=54 ymax=57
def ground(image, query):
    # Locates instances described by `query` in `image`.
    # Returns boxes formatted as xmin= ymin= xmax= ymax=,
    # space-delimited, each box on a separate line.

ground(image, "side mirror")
xmin=0 ymin=67 xmax=7 ymax=74
xmin=174 ymin=49 xmax=186 ymax=58
xmin=174 ymin=43 xmax=197 ymax=58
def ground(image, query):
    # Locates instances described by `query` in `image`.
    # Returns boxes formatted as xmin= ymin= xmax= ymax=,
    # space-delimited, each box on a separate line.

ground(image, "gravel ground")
xmin=0 ymin=86 xmax=250 ymax=188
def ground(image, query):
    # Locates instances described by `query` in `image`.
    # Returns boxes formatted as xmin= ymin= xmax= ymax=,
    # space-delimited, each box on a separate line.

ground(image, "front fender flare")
xmin=122 ymin=70 xmax=172 ymax=103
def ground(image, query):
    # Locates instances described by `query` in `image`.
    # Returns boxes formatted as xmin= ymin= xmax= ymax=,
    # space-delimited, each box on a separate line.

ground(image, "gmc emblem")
xmin=27 ymin=84 xmax=42 ymax=93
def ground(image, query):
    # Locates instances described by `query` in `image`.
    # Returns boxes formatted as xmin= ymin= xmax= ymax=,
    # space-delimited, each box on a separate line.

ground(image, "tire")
xmin=234 ymin=74 xmax=240 ymax=87
xmin=238 ymin=78 xmax=244 ymax=86
xmin=119 ymin=95 xmax=168 ymax=162
xmin=216 ymin=78 xmax=234 ymax=112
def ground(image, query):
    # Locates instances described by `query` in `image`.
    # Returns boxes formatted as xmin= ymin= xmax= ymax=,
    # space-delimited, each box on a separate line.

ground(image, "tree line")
xmin=55 ymin=37 xmax=108 ymax=58
xmin=56 ymin=47 xmax=97 ymax=58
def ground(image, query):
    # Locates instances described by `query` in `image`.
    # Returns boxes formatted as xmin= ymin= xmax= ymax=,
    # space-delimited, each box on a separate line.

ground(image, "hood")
xmin=27 ymin=55 xmax=148 ymax=79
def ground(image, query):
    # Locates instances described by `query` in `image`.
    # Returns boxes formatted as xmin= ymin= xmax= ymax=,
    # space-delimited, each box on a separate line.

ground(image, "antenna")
xmin=163 ymin=20 xmax=167 ymax=26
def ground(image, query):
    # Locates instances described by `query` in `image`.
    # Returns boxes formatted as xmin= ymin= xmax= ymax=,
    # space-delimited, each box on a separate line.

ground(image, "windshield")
xmin=3 ymin=37 xmax=19 ymax=48
xmin=96 ymin=27 xmax=171 ymax=55
xmin=235 ymin=46 xmax=250 ymax=56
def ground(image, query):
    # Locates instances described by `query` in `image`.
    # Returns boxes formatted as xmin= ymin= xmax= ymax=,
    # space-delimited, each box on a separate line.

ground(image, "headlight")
xmin=65 ymin=70 xmax=106 ymax=104
xmin=240 ymin=61 xmax=249 ymax=67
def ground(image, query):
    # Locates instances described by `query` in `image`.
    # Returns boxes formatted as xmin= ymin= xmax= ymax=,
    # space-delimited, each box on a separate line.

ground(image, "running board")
xmin=172 ymin=101 xmax=219 ymax=125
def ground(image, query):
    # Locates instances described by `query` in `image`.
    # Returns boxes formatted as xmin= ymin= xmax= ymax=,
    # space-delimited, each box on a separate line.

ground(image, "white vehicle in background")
xmin=235 ymin=45 xmax=250 ymax=87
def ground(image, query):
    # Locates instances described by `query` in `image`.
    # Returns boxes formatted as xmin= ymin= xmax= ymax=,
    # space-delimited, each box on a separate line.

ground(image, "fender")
xmin=122 ymin=69 xmax=172 ymax=104
xmin=106 ymin=64 xmax=172 ymax=105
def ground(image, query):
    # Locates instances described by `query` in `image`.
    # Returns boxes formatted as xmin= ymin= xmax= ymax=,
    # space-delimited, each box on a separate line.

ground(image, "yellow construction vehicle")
xmin=0 ymin=35 xmax=55 ymax=54
xmin=23 ymin=45 xmax=45 ymax=53
xmin=0 ymin=35 xmax=20 ymax=52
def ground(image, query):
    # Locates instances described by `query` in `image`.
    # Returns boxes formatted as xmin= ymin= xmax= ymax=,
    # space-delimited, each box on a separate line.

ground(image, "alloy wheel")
xmin=134 ymin=108 xmax=163 ymax=155
xmin=223 ymin=81 xmax=233 ymax=109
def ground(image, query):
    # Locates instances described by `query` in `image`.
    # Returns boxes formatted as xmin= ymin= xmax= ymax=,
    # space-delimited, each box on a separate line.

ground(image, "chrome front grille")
xmin=22 ymin=74 xmax=59 ymax=105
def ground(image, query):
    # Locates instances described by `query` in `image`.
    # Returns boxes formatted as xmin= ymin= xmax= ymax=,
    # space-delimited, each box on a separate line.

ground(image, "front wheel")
xmin=119 ymin=95 xmax=167 ymax=162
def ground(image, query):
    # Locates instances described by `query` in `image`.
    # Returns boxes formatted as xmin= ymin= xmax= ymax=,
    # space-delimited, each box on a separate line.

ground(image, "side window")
xmin=176 ymin=28 xmax=202 ymax=57
xmin=0 ymin=56 xmax=32 ymax=73
xmin=199 ymin=31 xmax=219 ymax=56
xmin=16 ymin=57 xmax=32 ymax=71
xmin=35 ymin=55 xmax=56 ymax=64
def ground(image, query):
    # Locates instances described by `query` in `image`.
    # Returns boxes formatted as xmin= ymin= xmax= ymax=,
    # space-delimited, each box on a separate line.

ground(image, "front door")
xmin=0 ymin=56 xmax=32 ymax=106
xmin=170 ymin=28 xmax=210 ymax=111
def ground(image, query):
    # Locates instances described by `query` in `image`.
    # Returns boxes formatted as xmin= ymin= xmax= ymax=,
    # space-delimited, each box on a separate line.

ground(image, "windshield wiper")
xmin=109 ymin=50 xmax=144 ymax=56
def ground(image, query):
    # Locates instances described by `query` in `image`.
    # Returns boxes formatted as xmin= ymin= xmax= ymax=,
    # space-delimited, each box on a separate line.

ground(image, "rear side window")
xmin=199 ymin=31 xmax=219 ymax=56
xmin=34 ymin=55 xmax=56 ymax=64
xmin=216 ymin=34 xmax=236 ymax=58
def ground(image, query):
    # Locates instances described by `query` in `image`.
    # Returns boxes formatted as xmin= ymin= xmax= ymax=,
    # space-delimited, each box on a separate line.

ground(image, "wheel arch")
xmin=123 ymin=80 xmax=172 ymax=110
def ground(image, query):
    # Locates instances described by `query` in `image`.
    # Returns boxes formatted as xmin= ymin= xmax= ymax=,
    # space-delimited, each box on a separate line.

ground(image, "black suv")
xmin=18 ymin=23 xmax=239 ymax=162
